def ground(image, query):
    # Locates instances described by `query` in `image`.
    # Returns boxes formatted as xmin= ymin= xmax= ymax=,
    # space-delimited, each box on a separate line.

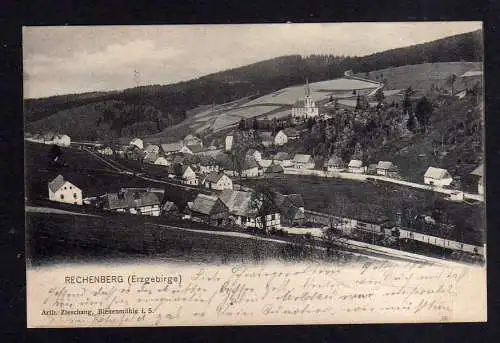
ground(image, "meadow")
xmin=240 ymin=175 xmax=484 ymax=246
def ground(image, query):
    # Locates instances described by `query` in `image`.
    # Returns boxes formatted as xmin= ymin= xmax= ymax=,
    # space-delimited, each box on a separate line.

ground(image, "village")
xmin=25 ymin=69 xmax=485 ymax=264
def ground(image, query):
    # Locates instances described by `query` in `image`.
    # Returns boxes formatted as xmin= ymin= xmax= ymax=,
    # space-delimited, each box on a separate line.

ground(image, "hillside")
xmin=24 ymin=30 xmax=482 ymax=141
xmin=354 ymin=61 xmax=482 ymax=92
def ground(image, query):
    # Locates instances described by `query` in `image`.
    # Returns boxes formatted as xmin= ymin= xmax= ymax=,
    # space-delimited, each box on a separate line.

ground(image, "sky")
xmin=23 ymin=22 xmax=482 ymax=99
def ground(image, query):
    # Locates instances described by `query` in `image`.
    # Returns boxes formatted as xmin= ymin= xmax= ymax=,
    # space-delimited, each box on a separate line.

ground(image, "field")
xmin=26 ymin=211 xmax=367 ymax=267
xmin=240 ymin=175 xmax=484 ymax=246
xmin=145 ymin=75 xmax=383 ymax=140
xmin=355 ymin=62 xmax=482 ymax=91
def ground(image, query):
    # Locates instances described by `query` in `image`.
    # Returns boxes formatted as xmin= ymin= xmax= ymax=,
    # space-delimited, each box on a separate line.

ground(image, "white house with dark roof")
xmin=181 ymin=165 xmax=198 ymax=185
xmin=202 ymin=172 xmax=233 ymax=191
xmin=219 ymin=190 xmax=281 ymax=230
xmin=376 ymin=161 xmax=395 ymax=176
xmin=48 ymin=175 xmax=83 ymax=205
xmin=129 ymin=138 xmax=143 ymax=150
xmin=470 ymin=164 xmax=484 ymax=195
xmin=292 ymin=154 xmax=315 ymax=169
xmin=424 ymin=167 xmax=453 ymax=187
xmin=348 ymin=160 xmax=365 ymax=174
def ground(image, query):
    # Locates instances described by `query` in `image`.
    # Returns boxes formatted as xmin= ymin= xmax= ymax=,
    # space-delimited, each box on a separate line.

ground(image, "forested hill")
xmin=25 ymin=29 xmax=482 ymax=141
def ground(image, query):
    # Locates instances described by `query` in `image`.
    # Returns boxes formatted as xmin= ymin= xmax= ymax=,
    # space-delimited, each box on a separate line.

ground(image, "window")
xmin=64 ymin=187 xmax=67 ymax=190
xmin=271 ymin=214 xmax=275 ymax=220
xmin=73 ymin=193 xmax=78 ymax=199
xmin=60 ymin=194 xmax=64 ymax=200
xmin=70 ymin=186 xmax=72 ymax=189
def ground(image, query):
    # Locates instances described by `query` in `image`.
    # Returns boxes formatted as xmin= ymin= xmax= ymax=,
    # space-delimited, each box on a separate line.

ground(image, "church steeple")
xmin=305 ymin=78 xmax=310 ymax=97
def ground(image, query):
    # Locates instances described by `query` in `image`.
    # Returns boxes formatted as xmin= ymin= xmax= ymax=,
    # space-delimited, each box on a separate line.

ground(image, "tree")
xmin=447 ymin=73 xmax=457 ymax=95
xmin=374 ymin=88 xmax=385 ymax=104
xmin=238 ymin=118 xmax=246 ymax=131
xmin=415 ymin=96 xmax=433 ymax=132
xmin=407 ymin=113 xmax=417 ymax=133
xmin=250 ymin=184 xmax=278 ymax=234
xmin=173 ymin=163 xmax=184 ymax=179
xmin=402 ymin=86 xmax=415 ymax=115
xmin=229 ymin=147 xmax=246 ymax=179
xmin=48 ymin=144 xmax=62 ymax=165
xmin=252 ymin=118 xmax=259 ymax=130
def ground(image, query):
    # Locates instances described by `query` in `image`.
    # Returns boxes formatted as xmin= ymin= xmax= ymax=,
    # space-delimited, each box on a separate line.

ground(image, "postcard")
xmin=24 ymin=22 xmax=486 ymax=328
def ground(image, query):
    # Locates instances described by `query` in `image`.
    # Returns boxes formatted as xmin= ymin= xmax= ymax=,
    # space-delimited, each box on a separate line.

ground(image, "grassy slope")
xmin=355 ymin=62 xmax=482 ymax=92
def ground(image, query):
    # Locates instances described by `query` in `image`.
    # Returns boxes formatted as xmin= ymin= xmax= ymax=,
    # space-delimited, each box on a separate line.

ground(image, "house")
xmin=273 ymin=152 xmax=293 ymax=167
xmin=43 ymin=133 xmax=55 ymax=144
xmin=274 ymin=193 xmax=306 ymax=226
xmin=366 ymin=164 xmax=378 ymax=175
xmin=144 ymin=144 xmax=161 ymax=155
xmin=259 ymin=131 xmax=274 ymax=147
xmin=153 ymin=156 xmax=171 ymax=166
xmin=274 ymin=130 xmax=288 ymax=146
xmin=199 ymin=156 xmax=220 ymax=174
xmin=376 ymin=161 xmax=395 ymax=176
xmin=246 ymin=148 xmax=262 ymax=162
xmin=179 ymin=145 xmax=194 ymax=155
xmin=293 ymin=154 xmax=315 ymax=169
xmin=99 ymin=147 xmax=114 ymax=156
xmin=48 ymin=175 xmax=83 ymax=205
xmin=183 ymin=134 xmax=203 ymax=148
xmin=143 ymin=153 xmax=160 ymax=164
xmin=264 ymin=163 xmax=284 ymax=174
xmin=53 ymin=134 xmax=71 ymax=147
xmin=225 ymin=135 xmax=233 ymax=152
xmin=219 ymin=190 xmax=281 ymax=231
xmin=202 ymin=172 xmax=233 ymax=191
xmin=161 ymin=142 xmax=183 ymax=155
xmin=257 ymin=158 xmax=273 ymax=168
xmin=130 ymin=138 xmax=143 ymax=150
xmin=187 ymin=194 xmax=229 ymax=227
xmin=470 ymin=164 xmax=484 ymax=195
xmin=187 ymin=143 xmax=204 ymax=154
xmin=325 ymin=156 xmax=345 ymax=172
xmin=180 ymin=165 xmax=199 ymax=186
xmin=348 ymin=160 xmax=365 ymax=174
xmin=220 ymin=155 xmax=260 ymax=178
xmin=100 ymin=189 xmax=161 ymax=216
xmin=292 ymin=79 xmax=319 ymax=120
xmin=424 ymin=167 xmax=453 ymax=187
xmin=274 ymin=128 xmax=300 ymax=146
xmin=283 ymin=128 xmax=299 ymax=140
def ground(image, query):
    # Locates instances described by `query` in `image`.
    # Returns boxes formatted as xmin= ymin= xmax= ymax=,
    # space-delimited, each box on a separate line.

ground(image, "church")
xmin=291 ymin=79 xmax=319 ymax=120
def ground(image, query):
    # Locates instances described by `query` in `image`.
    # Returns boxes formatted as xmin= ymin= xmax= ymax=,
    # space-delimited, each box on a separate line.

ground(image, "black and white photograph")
xmin=23 ymin=23 xmax=486 ymax=327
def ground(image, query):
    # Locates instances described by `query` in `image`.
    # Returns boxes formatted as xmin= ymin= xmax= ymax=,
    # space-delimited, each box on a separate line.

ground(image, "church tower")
xmin=291 ymin=78 xmax=319 ymax=120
